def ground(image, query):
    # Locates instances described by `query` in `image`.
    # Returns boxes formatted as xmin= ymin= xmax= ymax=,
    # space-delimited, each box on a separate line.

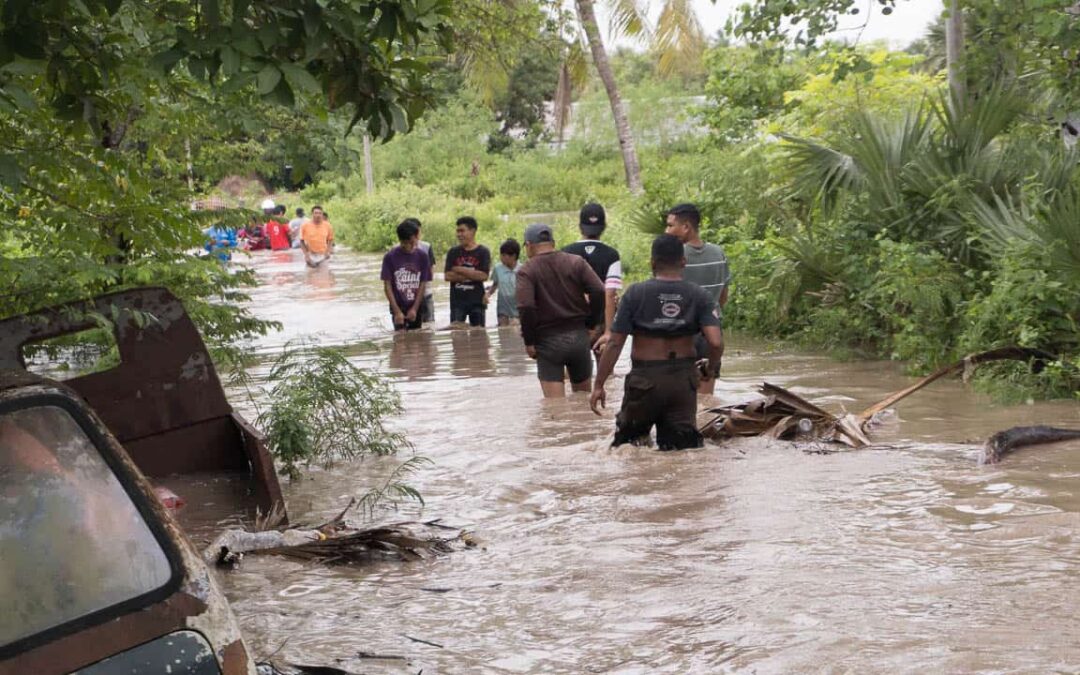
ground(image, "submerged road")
xmin=176 ymin=249 xmax=1080 ymax=674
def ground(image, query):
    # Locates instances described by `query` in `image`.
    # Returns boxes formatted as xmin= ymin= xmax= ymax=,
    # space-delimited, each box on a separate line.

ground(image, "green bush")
xmin=256 ymin=342 xmax=407 ymax=481
xmin=960 ymin=246 xmax=1080 ymax=356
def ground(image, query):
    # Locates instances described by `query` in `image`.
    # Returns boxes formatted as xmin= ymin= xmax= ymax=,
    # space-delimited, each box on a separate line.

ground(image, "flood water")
xmin=179 ymin=249 xmax=1080 ymax=673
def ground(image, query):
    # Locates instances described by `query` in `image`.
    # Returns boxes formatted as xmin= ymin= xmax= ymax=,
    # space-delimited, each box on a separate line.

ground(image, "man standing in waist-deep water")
xmin=664 ymin=203 xmax=730 ymax=395
xmin=516 ymin=223 xmax=605 ymax=398
xmin=562 ymin=202 xmax=622 ymax=348
xmin=381 ymin=219 xmax=432 ymax=331
xmin=590 ymin=234 xmax=723 ymax=450
xmin=300 ymin=205 xmax=334 ymax=267
xmin=444 ymin=216 xmax=491 ymax=327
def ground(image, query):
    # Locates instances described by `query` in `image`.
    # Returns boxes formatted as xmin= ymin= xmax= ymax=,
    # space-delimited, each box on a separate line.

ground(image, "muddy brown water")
xmin=171 ymin=249 xmax=1080 ymax=674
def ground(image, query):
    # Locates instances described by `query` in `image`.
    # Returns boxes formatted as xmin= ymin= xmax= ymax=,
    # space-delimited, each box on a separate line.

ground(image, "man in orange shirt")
xmin=300 ymin=205 xmax=334 ymax=267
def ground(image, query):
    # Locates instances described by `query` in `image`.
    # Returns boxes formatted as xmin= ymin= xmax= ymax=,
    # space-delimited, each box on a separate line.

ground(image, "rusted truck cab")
xmin=0 ymin=371 xmax=255 ymax=674
xmin=0 ymin=288 xmax=284 ymax=516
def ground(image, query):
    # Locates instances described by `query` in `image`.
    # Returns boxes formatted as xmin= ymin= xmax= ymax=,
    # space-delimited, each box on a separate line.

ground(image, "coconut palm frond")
xmin=654 ymin=0 xmax=706 ymax=77
xmin=607 ymin=0 xmax=650 ymax=41
xmin=461 ymin=51 xmax=511 ymax=107
xmin=566 ymin=37 xmax=590 ymax=91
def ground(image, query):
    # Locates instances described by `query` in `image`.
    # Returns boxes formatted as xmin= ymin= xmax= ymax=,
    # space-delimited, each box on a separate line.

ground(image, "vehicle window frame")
xmin=0 ymin=393 xmax=185 ymax=659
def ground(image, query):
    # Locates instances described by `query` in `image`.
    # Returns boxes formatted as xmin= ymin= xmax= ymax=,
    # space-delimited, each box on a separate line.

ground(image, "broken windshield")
xmin=0 ymin=403 xmax=173 ymax=650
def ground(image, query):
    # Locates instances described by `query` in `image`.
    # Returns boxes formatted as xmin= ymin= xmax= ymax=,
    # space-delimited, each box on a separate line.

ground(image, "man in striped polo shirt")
xmin=665 ymin=203 xmax=730 ymax=395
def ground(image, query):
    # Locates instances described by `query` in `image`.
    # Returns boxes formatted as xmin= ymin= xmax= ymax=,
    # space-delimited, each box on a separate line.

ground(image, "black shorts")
xmin=613 ymin=358 xmax=702 ymax=450
xmin=535 ymin=328 xmax=592 ymax=383
xmin=390 ymin=308 xmax=422 ymax=331
xmin=451 ymin=302 xmax=485 ymax=327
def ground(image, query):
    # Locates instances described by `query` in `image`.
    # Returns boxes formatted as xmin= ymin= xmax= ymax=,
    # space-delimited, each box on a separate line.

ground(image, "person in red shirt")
xmin=264 ymin=203 xmax=291 ymax=251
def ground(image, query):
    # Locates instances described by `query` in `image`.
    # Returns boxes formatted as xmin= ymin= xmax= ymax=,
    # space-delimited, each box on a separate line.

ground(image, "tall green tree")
xmin=570 ymin=0 xmax=706 ymax=194
xmin=0 ymin=0 xmax=454 ymax=372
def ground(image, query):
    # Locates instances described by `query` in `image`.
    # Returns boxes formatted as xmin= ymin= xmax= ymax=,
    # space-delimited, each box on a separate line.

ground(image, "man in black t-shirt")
xmin=590 ymin=234 xmax=723 ymax=450
xmin=444 ymin=215 xmax=491 ymax=327
xmin=562 ymin=203 xmax=622 ymax=343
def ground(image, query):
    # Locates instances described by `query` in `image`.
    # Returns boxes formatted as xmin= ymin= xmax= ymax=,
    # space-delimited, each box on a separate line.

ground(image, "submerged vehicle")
xmin=0 ymin=287 xmax=284 ymax=514
xmin=0 ymin=371 xmax=255 ymax=674
xmin=0 ymin=288 xmax=283 ymax=673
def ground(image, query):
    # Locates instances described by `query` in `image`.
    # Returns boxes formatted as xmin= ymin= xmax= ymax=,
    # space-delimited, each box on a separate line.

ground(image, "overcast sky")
xmin=599 ymin=0 xmax=945 ymax=49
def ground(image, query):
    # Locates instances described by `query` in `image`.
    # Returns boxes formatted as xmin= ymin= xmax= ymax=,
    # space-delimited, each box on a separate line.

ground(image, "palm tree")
xmin=781 ymin=83 xmax=1037 ymax=264
xmin=575 ymin=0 xmax=643 ymax=193
xmin=567 ymin=0 xmax=705 ymax=195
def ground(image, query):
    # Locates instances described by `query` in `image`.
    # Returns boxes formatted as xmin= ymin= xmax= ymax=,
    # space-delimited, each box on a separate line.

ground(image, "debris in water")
xmin=402 ymin=634 xmax=445 ymax=649
xmin=203 ymin=499 xmax=470 ymax=567
xmin=980 ymin=426 xmax=1080 ymax=464
xmin=356 ymin=651 xmax=407 ymax=660
xmin=699 ymin=348 xmax=1058 ymax=452
xmin=698 ymin=382 xmax=871 ymax=448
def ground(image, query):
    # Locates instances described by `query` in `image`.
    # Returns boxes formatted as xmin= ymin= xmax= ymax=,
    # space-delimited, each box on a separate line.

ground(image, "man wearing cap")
xmin=562 ymin=203 xmax=622 ymax=346
xmin=664 ymin=203 xmax=731 ymax=395
xmin=590 ymin=234 xmax=723 ymax=450
xmin=516 ymin=223 xmax=606 ymax=397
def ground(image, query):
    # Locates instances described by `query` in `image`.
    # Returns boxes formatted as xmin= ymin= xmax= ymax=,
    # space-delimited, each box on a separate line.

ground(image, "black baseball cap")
xmin=579 ymin=203 xmax=606 ymax=236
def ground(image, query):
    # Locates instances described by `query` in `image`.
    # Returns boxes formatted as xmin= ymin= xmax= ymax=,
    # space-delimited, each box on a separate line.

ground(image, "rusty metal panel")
xmin=232 ymin=412 xmax=286 ymax=516
xmin=124 ymin=417 xmax=249 ymax=476
xmin=0 ymin=288 xmax=284 ymax=517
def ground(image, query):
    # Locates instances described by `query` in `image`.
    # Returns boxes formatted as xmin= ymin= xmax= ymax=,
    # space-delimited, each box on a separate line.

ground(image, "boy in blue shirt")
xmin=485 ymin=239 xmax=521 ymax=326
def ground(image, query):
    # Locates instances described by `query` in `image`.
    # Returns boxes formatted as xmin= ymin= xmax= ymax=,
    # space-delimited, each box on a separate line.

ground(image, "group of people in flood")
xmin=204 ymin=199 xmax=335 ymax=267
xmin=379 ymin=201 xmax=731 ymax=451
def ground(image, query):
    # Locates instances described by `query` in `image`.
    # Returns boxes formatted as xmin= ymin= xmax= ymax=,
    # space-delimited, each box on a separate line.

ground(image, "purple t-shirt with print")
xmin=381 ymin=245 xmax=433 ymax=311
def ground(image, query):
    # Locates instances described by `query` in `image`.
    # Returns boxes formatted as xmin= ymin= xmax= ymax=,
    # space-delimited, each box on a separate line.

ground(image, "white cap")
xmin=260 ymin=198 xmax=276 ymax=210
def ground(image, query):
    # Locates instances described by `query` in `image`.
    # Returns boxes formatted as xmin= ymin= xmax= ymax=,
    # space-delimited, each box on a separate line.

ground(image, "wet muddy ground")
xmin=175 ymin=249 xmax=1080 ymax=674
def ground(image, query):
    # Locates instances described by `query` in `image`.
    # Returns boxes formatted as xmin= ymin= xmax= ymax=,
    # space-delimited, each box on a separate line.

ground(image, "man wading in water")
xmin=664 ymin=203 xmax=730 ymax=395
xmin=445 ymin=216 xmax=491 ymax=327
xmin=516 ymin=223 xmax=605 ymax=398
xmin=562 ymin=203 xmax=622 ymax=348
xmin=381 ymin=219 xmax=432 ymax=331
xmin=300 ymin=205 xmax=334 ymax=267
xmin=590 ymin=234 xmax=723 ymax=449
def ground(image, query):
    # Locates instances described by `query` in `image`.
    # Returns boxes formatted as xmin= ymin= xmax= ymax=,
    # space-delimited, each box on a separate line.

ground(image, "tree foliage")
xmin=702 ymin=44 xmax=808 ymax=142
xmin=0 ymin=0 xmax=454 ymax=146
xmin=729 ymin=0 xmax=902 ymax=46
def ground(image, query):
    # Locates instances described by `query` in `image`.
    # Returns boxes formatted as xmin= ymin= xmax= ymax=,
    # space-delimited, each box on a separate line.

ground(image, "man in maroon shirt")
xmin=515 ymin=223 xmax=605 ymax=398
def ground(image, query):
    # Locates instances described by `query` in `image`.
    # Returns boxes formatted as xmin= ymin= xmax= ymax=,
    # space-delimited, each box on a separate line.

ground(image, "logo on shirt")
xmin=394 ymin=268 xmax=422 ymax=302
xmin=661 ymin=301 xmax=681 ymax=318
xmin=585 ymin=245 xmax=595 ymax=255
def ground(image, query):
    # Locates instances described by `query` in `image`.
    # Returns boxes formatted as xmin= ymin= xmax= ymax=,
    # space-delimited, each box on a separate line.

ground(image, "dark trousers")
xmin=450 ymin=302 xmax=485 ymax=327
xmin=613 ymin=358 xmax=702 ymax=450
xmin=390 ymin=308 xmax=423 ymax=331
